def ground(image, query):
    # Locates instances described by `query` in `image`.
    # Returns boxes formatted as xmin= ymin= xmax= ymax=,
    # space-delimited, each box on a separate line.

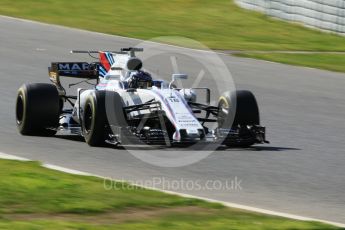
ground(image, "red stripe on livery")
xmin=99 ymin=52 xmax=111 ymax=72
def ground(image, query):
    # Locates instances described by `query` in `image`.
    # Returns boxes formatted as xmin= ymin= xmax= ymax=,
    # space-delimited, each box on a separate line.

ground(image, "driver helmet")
xmin=127 ymin=71 xmax=153 ymax=89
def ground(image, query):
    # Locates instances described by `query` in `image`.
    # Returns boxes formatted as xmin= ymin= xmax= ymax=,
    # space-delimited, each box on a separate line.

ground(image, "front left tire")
xmin=82 ymin=91 xmax=108 ymax=146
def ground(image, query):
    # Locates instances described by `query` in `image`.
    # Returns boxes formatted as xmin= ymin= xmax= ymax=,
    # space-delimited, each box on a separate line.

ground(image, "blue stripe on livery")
xmin=99 ymin=65 xmax=107 ymax=78
xmin=106 ymin=52 xmax=115 ymax=65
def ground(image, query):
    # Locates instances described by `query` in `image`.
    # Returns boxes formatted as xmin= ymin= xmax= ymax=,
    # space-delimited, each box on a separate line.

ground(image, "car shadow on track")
xmin=244 ymin=146 xmax=301 ymax=151
xmin=54 ymin=135 xmax=301 ymax=152
xmin=55 ymin=135 xmax=85 ymax=142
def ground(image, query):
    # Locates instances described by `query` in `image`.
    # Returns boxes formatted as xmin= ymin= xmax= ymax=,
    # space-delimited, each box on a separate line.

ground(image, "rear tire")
xmin=16 ymin=83 xmax=60 ymax=136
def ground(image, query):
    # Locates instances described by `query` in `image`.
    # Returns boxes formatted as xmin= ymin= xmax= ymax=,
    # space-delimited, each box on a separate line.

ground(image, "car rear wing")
xmin=48 ymin=62 xmax=99 ymax=95
xmin=48 ymin=62 xmax=99 ymax=79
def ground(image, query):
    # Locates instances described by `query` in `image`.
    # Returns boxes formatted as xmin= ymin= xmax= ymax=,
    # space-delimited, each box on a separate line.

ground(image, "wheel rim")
xmin=84 ymin=103 xmax=93 ymax=133
xmin=16 ymin=94 xmax=24 ymax=125
xmin=218 ymin=100 xmax=229 ymax=127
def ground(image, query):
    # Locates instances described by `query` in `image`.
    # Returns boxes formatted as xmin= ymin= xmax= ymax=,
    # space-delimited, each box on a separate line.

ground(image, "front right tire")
xmin=218 ymin=90 xmax=260 ymax=147
xmin=218 ymin=90 xmax=260 ymax=128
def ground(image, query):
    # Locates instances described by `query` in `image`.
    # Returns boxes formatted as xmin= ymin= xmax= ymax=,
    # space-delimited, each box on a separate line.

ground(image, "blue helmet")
xmin=127 ymin=71 xmax=152 ymax=89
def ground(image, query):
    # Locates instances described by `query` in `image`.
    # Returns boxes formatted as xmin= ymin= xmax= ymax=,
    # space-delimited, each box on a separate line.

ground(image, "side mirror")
xmin=169 ymin=74 xmax=188 ymax=89
xmin=172 ymin=74 xmax=188 ymax=81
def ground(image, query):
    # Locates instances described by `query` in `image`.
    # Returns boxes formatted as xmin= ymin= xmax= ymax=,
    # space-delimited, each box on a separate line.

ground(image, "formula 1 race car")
xmin=15 ymin=47 xmax=268 ymax=147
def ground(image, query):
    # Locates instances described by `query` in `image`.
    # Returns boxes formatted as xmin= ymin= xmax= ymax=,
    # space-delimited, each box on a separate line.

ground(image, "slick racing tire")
xmin=83 ymin=91 xmax=128 ymax=146
xmin=16 ymin=83 xmax=60 ymax=136
xmin=105 ymin=92 xmax=133 ymax=145
xmin=82 ymin=91 xmax=108 ymax=146
xmin=218 ymin=90 xmax=260 ymax=128
xmin=218 ymin=90 xmax=260 ymax=147
xmin=105 ymin=92 xmax=127 ymax=127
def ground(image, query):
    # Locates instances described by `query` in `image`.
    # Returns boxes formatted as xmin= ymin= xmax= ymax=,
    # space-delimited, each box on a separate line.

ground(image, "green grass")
xmin=1 ymin=0 xmax=345 ymax=52
xmin=0 ymin=159 xmax=341 ymax=229
xmin=1 ymin=0 xmax=345 ymax=72
xmin=235 ymin=53 xmax=345 ymax=73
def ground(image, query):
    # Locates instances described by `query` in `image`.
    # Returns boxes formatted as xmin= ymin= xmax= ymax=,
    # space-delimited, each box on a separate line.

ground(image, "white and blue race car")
xmin=15 ymin=47 xmax=268 ymax=147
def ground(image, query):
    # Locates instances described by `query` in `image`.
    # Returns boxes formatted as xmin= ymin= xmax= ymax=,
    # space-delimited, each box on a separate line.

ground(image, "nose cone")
xmin=173 ymin=129 xmax=205 ymax=143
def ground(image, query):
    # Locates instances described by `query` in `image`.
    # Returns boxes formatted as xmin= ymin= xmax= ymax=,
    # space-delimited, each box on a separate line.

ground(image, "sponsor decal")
xmin=58 ymin=63 xmax=90 ymax=71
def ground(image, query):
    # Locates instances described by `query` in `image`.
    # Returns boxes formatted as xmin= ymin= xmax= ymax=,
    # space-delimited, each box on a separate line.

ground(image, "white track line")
xmin=43 ymin=164 xmax=93 ymax=176
xmin=0 ymin=152 xmax=30 ymax=161
xmin=0 ymin=152 xmax=344 ymax=228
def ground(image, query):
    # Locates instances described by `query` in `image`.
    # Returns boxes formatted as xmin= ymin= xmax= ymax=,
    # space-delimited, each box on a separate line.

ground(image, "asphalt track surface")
xmin=1 ymin=16 xmax=345 ymax=224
